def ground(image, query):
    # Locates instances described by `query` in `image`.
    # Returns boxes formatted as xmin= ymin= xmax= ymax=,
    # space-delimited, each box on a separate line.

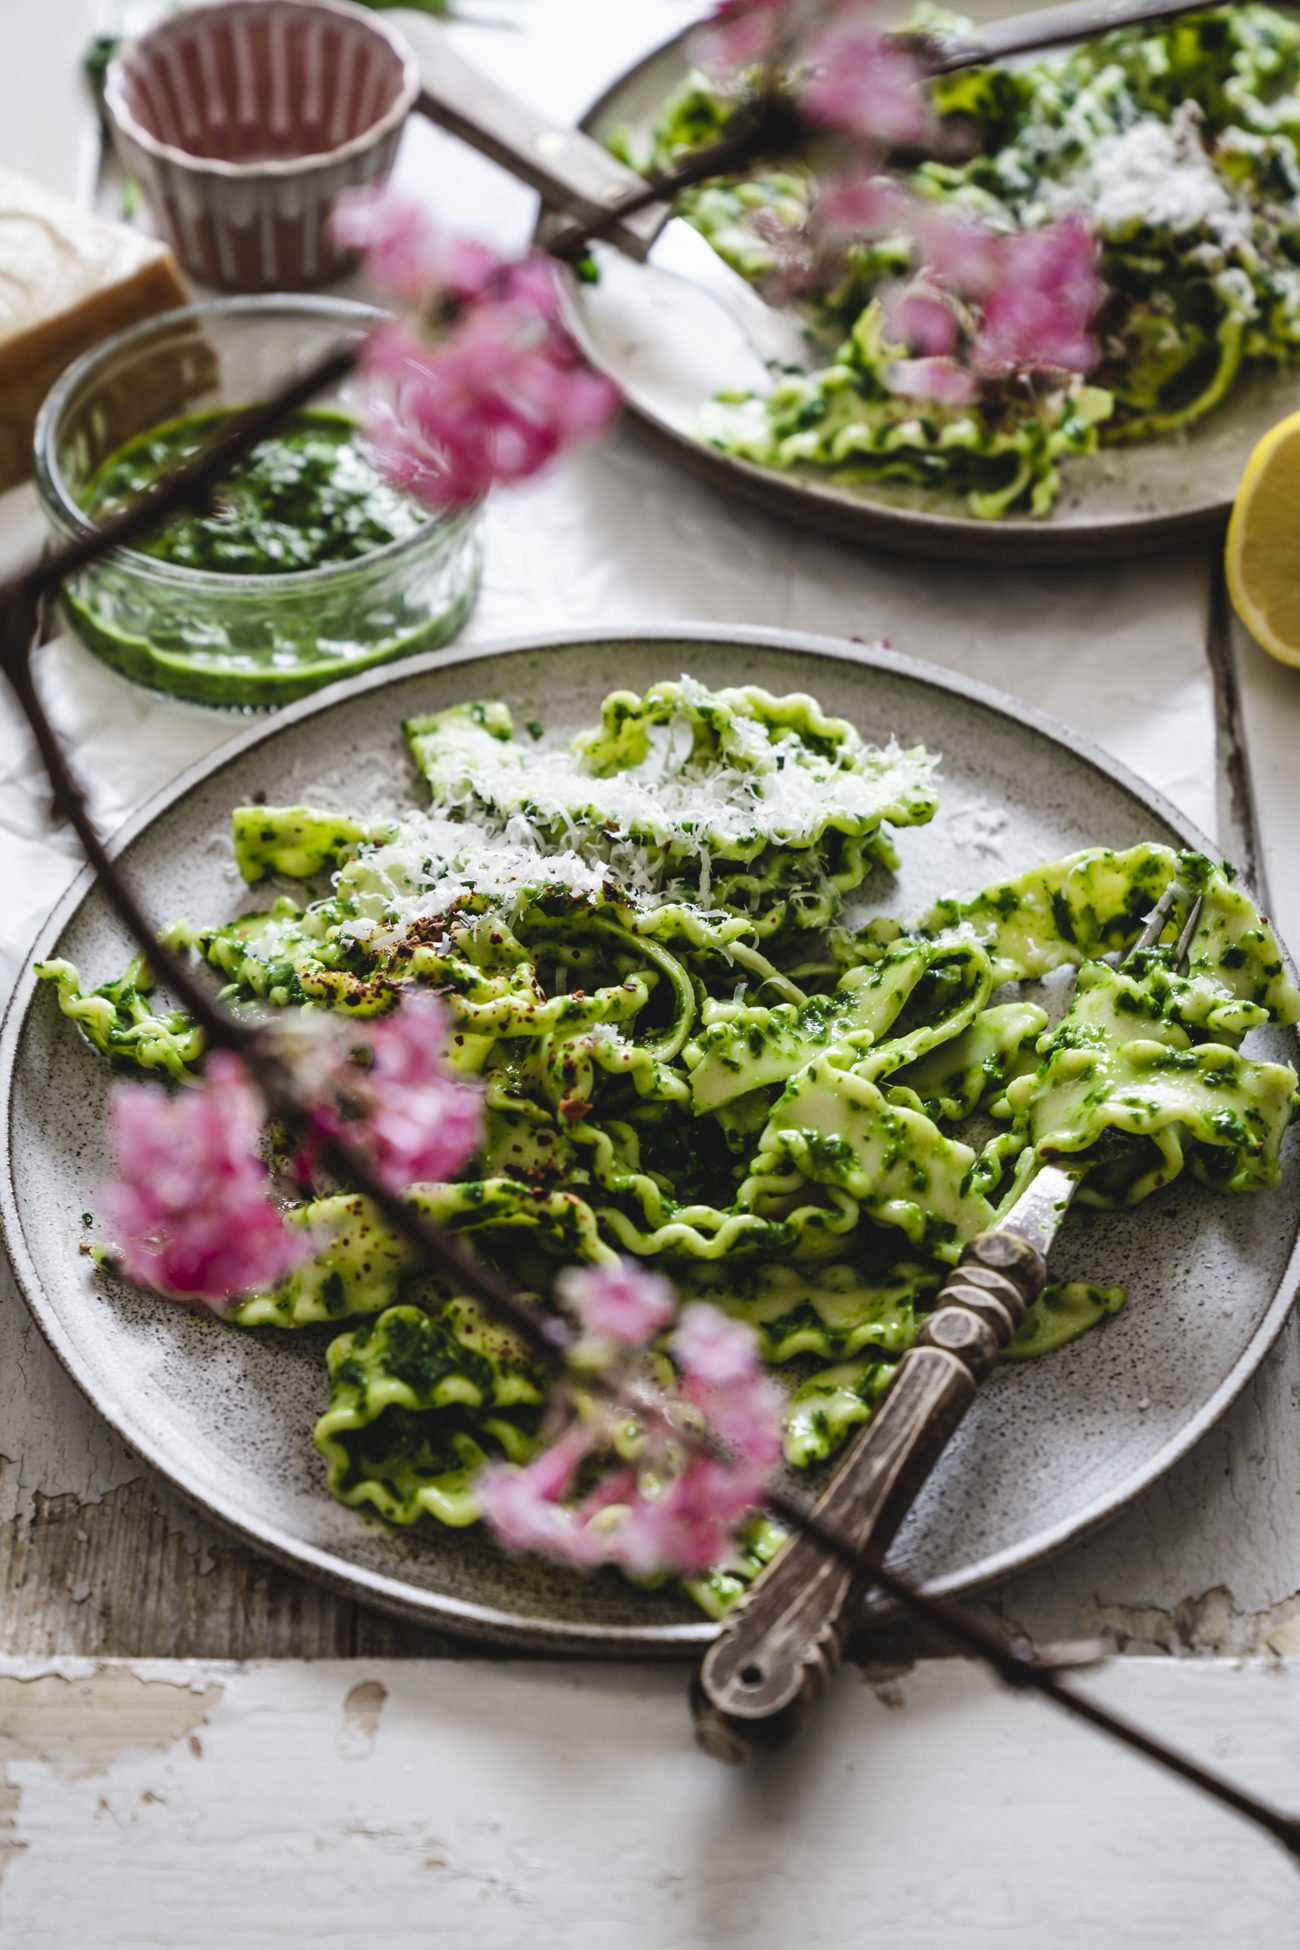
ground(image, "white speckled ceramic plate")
xmin=569 ymin=4 xmax=1300 ymax=563
xmin=3 ymin=628 xmax=1299 ymax=1650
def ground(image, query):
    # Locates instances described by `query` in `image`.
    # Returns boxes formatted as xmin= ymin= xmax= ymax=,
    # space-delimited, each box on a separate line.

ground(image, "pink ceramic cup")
xmin=104 ymin=0 xmax=419 ymax=291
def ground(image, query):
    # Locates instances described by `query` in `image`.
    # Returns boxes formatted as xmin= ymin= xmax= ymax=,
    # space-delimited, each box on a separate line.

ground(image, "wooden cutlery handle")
xmin=693 ymin=1231 xmax=1047 ymax=1763
xmin=391 ymin=11 xmax=667 ymax=259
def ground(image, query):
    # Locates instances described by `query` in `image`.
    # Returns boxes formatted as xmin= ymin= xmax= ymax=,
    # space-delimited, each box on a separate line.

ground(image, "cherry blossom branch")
xmin=7 ymin=575 xmax=1298 ymax=1858
xmin=0 ymin=0 xmax=1290 ymax=1857
xmin=0 ymin=590 xmax=567 ymax=1368
xmin=539 ymin=92 xmax=809 ymax=261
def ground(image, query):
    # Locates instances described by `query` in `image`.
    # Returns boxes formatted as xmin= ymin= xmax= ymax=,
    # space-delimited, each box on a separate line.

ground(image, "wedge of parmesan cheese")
xmin=0 ymin=169 xmax=187 ymax=491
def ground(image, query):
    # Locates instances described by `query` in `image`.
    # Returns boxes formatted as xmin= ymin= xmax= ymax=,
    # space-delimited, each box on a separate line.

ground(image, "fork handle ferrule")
xmin=693 ymin=1230 xmax=1048 ymax=1764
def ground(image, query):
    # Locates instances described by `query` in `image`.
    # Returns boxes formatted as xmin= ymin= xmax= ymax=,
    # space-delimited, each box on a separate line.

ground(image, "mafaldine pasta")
xmin=39 ymin=679 xmax=1300 ymax=1613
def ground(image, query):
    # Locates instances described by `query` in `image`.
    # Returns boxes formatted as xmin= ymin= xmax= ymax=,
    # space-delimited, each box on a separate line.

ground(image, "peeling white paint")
xmin=0 ymin=1666 xmax=222 ymax=1886
xmin=338 ymin=1679 xmax=389 ymax=1759
xmin=2 ymin=1658 xmax=1299 ymax=1947
xmin=1077 ymin=1584 xmax=1300 ymax=1659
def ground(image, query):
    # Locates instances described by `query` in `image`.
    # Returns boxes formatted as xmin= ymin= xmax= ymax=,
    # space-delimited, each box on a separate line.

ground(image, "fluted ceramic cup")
xmin=104 ymin=0 xmax=419 ymax=291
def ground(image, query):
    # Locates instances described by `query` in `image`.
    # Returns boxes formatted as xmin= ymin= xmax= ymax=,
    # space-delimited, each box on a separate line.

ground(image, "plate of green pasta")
xmin=572 ymin=2 xmax=1300 ymax=560
xmin=3 ymin=627 xmax=1299 ymax=1647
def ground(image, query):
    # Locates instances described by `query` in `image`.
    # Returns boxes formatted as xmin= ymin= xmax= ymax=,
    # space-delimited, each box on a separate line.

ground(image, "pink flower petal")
xmin=814 ymin=169 xmax=913 ymax=239
xmin=308 ymin=991 xmax=482 ymax=1196
xmin=694 ymin=0 xmax=789 ymax=69
xmin=970 ymin=218 xmax=1103 ymax=377
xmin=331 ymin=188 xmax=502 ymax=305
xmin=912 ymin=205 xmax=1004 ymax=300
xmin=560 ymin=1261 xmax=676 ymax=1347
xmin=100 ymin=1050 xmax=308 ymax=1304
xmin=803 ymin=27 xmax=929 ymax=146
xmin=477 ymin=1298 xmax=782 ymax=1579
xmin=356 ymin=271 xmax=620 ymax=515
xmin=884 ymin=280 xmax=959 ymax=356
xmin=675 ymin=1303 xmax=784 ymax=1473
xmin=887 ymin=356 xmax=981 ymax=406
xmin=673 ymin=1302 xmax=763 ymax=1388
xmin=477 ymin=1427 xmax=610 ymax=1567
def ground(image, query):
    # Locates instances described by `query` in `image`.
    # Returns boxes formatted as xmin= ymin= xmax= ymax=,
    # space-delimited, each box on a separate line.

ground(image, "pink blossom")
xmin=673 ymin=1302 xmax=764 ymax=1388
xmin=330 ymin=190 xmax=621 ymax=511
xmin=811 ymin=183 xmax=1104 ymax=384
xmin=698 ymin=0 xmax=877 ymax=76
xmin=331 ymin=188 xmax=499 ymax=304
xmin=695 ymin=0 xmax=796 ymax=69
xmin=478 ymin=1300 xmax=782 ymax=1578
xmin=887 ymin=355 xmax=980 ymax=406
xmin=308 ymin=990 xmax=482 ymax=1196
xmin=357 ymin=266 xmax=619 ymax=514
xmin=481 ymin=1444 xmax=771 ymax=1581
xmin=359 ymin=396 xmax=462 ymax=509
xmin=598 ymin=1455 xmax=765 ymax=1576
xmin=476 ymin=1428 xmax=609 ymax=1567
xmin=813 ymin=179 xmax=1005 ymax=302
xmin=813 ymin=169 xmax=914 ymax=240
xmin=559 ymin=1259 xmax=676 ymax=1347
xmin=700 ymin=3 xmax=925 ymax=148
xmin=911 ymin=204 xmax=1004 ymax=300
xmin=675 ymin=1305 xmax=785 ymax=1477
xmin=99 ymin=1051 xmax=307 ymax=1304
xmin=803 ymin=28 xmax=928 ymax=146
xmin=884 ymin=280 xmax=958 ymax=356
xmin=970 ymin=218 xmax=1103 ymax=377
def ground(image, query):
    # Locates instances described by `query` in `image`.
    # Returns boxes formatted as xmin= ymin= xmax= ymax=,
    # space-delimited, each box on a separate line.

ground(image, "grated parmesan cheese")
xmin=346 ymin=679 xmax=937 ymax=946
xmin=336 ymin=811 xmax=614 ymax=946
xmin=1040 ymin=105 xmax=1252 ymax=249
xmin=413 ymin=679 xmax=935 ymax=860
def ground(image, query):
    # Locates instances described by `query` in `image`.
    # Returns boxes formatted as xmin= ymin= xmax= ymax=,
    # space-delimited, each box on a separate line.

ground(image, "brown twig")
xmin=0 ymin=113 xmax=1297 ymax=1871
xmin=763 ymin=1487 xmax=1300 ymax=1863
xmin=0 ymin=593 xmax=565 ymax=1370
xmin=17 ymin=344 xmax=359 ymax=613
xmin=8 ymin=522 xmax=1300 ymax=1873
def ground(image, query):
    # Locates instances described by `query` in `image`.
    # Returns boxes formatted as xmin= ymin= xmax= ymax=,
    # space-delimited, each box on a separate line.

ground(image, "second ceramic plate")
xmin=3 ymin=628 xmax=1299 ymax=1649
xmin=571 ymin=3 xmax=1299 ymax=563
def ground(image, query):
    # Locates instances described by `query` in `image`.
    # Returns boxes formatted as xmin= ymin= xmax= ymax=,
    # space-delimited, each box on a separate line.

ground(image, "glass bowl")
xmin=33 ymin=295 xmax=482 ymax=708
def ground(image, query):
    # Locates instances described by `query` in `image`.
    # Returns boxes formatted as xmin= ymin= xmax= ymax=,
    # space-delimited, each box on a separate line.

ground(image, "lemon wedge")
xmin=1226 ymin=410 xmax=1300 ymax=666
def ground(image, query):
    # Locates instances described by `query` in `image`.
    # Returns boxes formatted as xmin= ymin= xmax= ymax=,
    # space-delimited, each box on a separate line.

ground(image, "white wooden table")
xmin=1 ymin=4 xmax=1299 ymax=1941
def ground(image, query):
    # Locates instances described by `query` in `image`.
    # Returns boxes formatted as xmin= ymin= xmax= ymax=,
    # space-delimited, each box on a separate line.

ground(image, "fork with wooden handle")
xmin=693 ymin=886 xmax=1202 ymax=1763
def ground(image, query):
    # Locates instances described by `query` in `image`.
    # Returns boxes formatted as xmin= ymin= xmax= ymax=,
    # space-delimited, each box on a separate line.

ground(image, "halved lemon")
xmin=1226 ymin=410 xmax=1300 ymax=667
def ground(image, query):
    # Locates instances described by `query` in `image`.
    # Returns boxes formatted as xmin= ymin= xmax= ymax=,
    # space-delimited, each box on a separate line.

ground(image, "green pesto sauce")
xmin=82 ymin=409 xmax=427 ymax=576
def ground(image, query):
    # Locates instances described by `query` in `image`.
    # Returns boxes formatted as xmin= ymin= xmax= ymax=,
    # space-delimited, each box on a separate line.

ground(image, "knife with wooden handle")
xmin=389 ymin=9 xmax=666 ymax=259
xmin=388 ymin=9 xmax=813 ymax=368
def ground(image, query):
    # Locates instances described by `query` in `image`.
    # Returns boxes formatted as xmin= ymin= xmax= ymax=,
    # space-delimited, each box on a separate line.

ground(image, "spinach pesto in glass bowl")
xmin=34 ymin=298 xmax=482 ymax=708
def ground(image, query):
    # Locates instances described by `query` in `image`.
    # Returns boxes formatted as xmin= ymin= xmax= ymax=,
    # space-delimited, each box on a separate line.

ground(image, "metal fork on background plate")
xmin=692 ymin=886 xmax=1203 ymax=1763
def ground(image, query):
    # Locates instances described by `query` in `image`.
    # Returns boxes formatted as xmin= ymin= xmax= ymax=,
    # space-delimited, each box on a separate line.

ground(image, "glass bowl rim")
xmin=33 ymin=292 xmax=476 ymax=597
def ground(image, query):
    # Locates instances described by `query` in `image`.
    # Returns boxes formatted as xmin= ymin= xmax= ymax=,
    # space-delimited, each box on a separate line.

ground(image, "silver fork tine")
xmin=1129 ymin=885 xmax=1178 ymax=957
xmin=1173 ymin=895 xmax=1204 ymax=969
xmin=1125 ymin=885 xmax=1203 ymax=969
